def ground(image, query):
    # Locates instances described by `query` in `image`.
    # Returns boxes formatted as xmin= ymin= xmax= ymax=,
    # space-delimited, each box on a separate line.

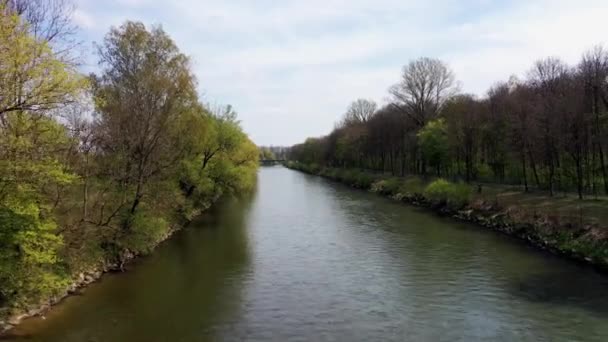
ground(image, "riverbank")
xmin=284 ymin=161 xmax=608 ymax=270
xmin=0 ymin=207 xmax=209 ymax=334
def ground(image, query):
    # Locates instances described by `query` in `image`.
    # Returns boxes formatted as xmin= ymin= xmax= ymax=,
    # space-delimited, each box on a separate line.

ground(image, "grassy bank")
xmin=285 ymin=161 xmax=608 ymax=269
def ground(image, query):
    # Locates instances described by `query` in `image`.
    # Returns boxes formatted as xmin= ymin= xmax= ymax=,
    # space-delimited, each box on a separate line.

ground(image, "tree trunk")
xmin=575 ymin=154 xmax=584 ymax=200
xmin=82 ymin=153 xmax=89 ymax=219
xmin=599 ymin=145 xmax=608 ymax=195
xmin=528 ymin=148 xmax=541 ymax=188
xmin=521 ymin=149 xmax=529 ymax=192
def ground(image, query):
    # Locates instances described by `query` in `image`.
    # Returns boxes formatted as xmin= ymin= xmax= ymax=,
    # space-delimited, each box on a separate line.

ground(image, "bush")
xmin=308 ymin=163 xmax=321 ymax=174
xmin=334 ymin=169 xmax=376 ymax=189
xmin=399 ymin=177 xmax=425 ymax=196
xmin=320 ymin=167 xmax=339 ymax=179
xmin=352 ymin=172 xmax=376 ymax=189
xmin=424 ymin=179 xmax=472 ymax=209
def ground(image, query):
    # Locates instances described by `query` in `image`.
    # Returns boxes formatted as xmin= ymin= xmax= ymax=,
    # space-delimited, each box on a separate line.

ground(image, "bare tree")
xmin=342 ymin=98 xmax=377 ymax=125
xmin=390 ymin=57 xmax=458 ymax=127
xmin=5 ymin=0 xmax=76 ymax=42
xmin=579 ymin=45 xmax=608 ymax=195
xmin=527 ymin=57 xmax=571 ymax=195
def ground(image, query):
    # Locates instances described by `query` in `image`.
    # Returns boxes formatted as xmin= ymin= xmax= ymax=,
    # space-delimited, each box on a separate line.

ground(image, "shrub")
xmin=308 ymin=163 xmax=321 ymax=174
xmin=399 ymin=177 xmax=424 ymax=195
xmin=320 ymin=168 xmax=339 ymax=179
xmin=352 ymin=172 xmax=376 ymax=189
xmin=424 ymin=179 xmax=472 ymax=209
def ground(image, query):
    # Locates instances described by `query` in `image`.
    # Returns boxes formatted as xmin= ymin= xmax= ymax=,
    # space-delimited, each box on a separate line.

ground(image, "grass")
xmin=286 ymin=161 xmax=608 ymax=228
xmin=473 ymin=183 xmax=608 ymax=228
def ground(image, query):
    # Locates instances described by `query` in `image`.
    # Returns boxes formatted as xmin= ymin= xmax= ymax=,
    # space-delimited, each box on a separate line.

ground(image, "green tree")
xmin=0 ymin=113 xmax=76 ymax=307
xmin=181 ymin=106 xmax=258 ymax=206
xmin=0 ymin=5 xmax=84 ymax=309
xmin=92 ymin=21 xmax=199 ymax=229
xmin=417 ymin=119 xmax=449 ymax=176
xmin=0 ymin=5 xmax=84 ymax=118
xmin=260 ymin=147 xmax=276 ymax=161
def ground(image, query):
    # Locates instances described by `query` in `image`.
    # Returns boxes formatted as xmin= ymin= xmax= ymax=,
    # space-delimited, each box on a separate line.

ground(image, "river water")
xmin=7 ymin=166 xmax=608 ymax=341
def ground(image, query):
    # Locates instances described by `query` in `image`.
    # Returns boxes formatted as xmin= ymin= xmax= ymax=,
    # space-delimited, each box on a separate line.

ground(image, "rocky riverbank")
xmin=285 ymin=162 xmax=608 ymax=272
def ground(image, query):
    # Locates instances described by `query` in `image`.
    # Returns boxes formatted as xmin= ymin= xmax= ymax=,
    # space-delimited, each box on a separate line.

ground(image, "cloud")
xmin=71 ymin=0 xmax=608 ymax=145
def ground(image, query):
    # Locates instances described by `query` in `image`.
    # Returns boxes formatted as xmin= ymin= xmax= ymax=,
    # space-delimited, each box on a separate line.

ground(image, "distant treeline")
xmin=0 ymin=1 xmax=257 ymax=314
xmin=289 ymin=51 xmax=608 ymax=199
xmin=259 ymin=146 xmax=290 ymax=160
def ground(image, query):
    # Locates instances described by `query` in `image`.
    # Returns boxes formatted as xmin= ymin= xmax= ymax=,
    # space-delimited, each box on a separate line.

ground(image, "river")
xmin=7 ymin=166 xmax=608 ymax=341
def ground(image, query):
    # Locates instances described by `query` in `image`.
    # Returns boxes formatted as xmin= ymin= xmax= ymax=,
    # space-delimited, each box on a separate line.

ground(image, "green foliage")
xmin=0 ymin=17 xmax=258 ymax=316
xmin=179 ymin=110 xmax=259 ymax=210
xmin=0 ymin=112 xmax=76 ymax=308
xmin=399 ymin=178 xmax=425 ymax=195
xmin=0 ymin=8 xmax=84 ymax=307
xmin=121 ymin=211 xmax=170 ymax=255
xmin=259 ymin=147 xmax=276 ymax=161
xmin=0 ymin=6 xmax=86 ymax=115
xmin=288 ymin=163 xmax=379 ymax=190
xmin=424 ymin=179 xmax=472 ymax=209
xmin=477 ymin=163 xmax=493 ymax=182
xmin=417 ymin=119 xmax=449 ymax=174
xmin=286 ymin=161 xmax=322 ymax=175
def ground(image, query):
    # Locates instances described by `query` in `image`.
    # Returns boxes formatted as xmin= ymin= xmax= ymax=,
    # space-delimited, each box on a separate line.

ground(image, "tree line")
xmin=259 ymin=146 xmax=289 ymax=161
xmin=0 ymin=1 xmax=258 ymax=312
xmin=289 ymin=51 xmax=608 ymax=200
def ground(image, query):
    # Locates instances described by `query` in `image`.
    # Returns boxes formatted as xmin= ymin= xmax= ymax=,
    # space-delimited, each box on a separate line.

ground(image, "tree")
xmin=179 ymin=105 xmax=258 ymax=206
xmin=579 ymin=46 xmax=608 ymax=195
xmin=92 ymin=21 xmax=198 ymax=229
xmin=390 ymin=57 xmax=457 ymax=128
xmin=0 ymin=4 xmax=84 ymax=308
xmin=0 ymin=4 xmax=84 ymax=118
xmin=0 ymin=11 xmax=260 ymax=313
xmin=342 ymin=98 xmax=377 ymax=125
xmin=289 ymin=50 xmax=608 ymax=198
xmin=260 ymin=147 xmax=276 ymax=161
xmin=527 ymin=57 xmax=570 ymax=195
xmin=4 ymin=0 xmax=76 ymax=45
xmin=417 ymin=119 xmax=449 ymax=176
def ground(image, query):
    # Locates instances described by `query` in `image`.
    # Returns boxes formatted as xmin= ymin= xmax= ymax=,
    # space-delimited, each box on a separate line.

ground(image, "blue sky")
xmin=71 ymin=0 xmax=608 ymax=146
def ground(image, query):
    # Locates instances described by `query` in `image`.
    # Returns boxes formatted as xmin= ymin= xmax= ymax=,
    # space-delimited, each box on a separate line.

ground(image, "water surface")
xmin=8 ymin=166 xmax=608 ymax=341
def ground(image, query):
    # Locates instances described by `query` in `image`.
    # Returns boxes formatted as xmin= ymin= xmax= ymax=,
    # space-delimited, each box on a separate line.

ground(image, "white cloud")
xmin=71 ymin=0 xmax=608 ymax=145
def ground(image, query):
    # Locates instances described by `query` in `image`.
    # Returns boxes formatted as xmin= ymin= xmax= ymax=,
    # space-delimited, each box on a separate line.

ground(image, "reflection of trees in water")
xmin=162 ymin=195 xmax=255 ymax=339
xmin=3 ymin=195 xmax=256 ymax=342
xmin=508 ymin=270 xmax=608 ymax=316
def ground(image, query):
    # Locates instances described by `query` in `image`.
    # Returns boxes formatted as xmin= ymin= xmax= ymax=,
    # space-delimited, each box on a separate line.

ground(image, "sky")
xmin=71 ymin=0 xmax=608 ymax=146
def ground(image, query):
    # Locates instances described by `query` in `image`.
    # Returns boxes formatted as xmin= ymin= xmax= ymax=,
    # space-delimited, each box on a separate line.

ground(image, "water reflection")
xmin=509 ymin=270 xmax=608 ymax=315
xmin=8 ymin=195 xmax=253 ymax=342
